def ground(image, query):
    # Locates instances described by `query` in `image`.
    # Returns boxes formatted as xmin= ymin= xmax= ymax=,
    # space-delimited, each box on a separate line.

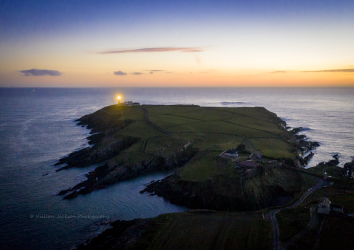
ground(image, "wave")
xmin=301 ymin=127 xmax=311 ymax=131
xmin=220 ymin=101 xmax=245 ymax=105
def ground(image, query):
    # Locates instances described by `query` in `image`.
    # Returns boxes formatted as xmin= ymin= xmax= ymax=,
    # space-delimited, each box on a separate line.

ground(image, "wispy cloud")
xmin=132 ymin=72 xmax=143 ymax=75
xmin=19 ymin=69 xmax=62 ymax=76
xmin=270 ymin=71 xmax=288 ymax=74
xmin=98 ymin=47 xmax=205 ymax=54
xmin=114 ymin=71 xmax=127 ymax=76
xmin=302 ymin=69 xmax=354 ymax=73
xmin=148 ymin=69 xmax=165 ymax=74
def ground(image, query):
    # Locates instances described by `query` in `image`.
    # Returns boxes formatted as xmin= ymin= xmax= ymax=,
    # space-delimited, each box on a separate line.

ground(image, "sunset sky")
xmin=1 ymin=0 xmax=354 ymax=87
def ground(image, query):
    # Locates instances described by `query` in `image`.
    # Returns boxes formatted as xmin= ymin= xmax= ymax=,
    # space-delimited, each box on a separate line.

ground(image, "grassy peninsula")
xmin=56 ymin=104 xmax=316 ymax=202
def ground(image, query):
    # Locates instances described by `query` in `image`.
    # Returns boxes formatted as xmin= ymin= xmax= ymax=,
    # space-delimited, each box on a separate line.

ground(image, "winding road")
xmin=268 ymin=178 xmax=327 ymax=250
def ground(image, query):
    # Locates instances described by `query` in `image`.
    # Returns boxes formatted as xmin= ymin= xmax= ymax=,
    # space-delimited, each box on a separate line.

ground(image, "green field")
xmin=99 ymin=104 xmax=295 ymax=165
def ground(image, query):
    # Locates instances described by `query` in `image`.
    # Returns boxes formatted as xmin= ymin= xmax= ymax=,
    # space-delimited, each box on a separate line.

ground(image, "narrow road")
xmin=140 ymin=107 xmax=173 ymax=135
xmin=234 ymin=135 xmax=260 ymax=154
xmin=268 ymin=178 xmax=326 ymax=250
xmin=141 ymin=137 xmax=153 ymax=152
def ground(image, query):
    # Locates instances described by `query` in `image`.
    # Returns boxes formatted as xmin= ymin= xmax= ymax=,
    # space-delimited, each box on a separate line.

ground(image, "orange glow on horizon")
xmin=1 ymin=67 xmax=353 ymax=88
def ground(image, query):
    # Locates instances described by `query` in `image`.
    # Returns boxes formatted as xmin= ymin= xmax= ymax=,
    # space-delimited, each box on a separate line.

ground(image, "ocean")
xmin=0 ymin=87 xmax=353 ymax=249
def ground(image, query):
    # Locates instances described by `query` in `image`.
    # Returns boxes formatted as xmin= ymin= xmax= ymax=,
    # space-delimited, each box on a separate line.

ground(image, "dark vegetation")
xmin=75 ymin=210 xmax=271 ymax=250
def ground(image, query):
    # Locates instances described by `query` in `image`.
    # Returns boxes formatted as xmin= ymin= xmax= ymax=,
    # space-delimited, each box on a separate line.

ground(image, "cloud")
xmin=98 ymin=47 xmax=206 ymax=54
xmin=302 ymin=69 xmax=354 ymax=73
xmin=19 ymin=69 xmax=62 ymax=76
xmin=270 ymin=69 xmax=354 ymax=74
xmin=148 ymin=69 xmax=165 ymax=74
xmin=132 ymin=72 xmax=143 ymax=75
xmin=114 ymin=71 xmax=127 ymax=76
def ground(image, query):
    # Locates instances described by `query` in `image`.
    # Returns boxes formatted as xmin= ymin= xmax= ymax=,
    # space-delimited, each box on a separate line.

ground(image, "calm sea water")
xmin=0 ymin=87 xmax=353 ymax=249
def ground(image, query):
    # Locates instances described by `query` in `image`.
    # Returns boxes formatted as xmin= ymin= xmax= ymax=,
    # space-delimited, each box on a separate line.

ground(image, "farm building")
xmin=317 ymin=197 xmax=331 ymax=214
xmin=317 ymin=197 xmax=344 ymax=214
xmin=330 ymin=204 xmax=344 ymax=213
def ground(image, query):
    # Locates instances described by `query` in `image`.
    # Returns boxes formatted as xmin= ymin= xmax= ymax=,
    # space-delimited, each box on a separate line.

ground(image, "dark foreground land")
xmin=75 ymin=210 xmax=270 ymax=250
xmin=74 ymin=158 xmax=354 ymax=250
xmin=55 ymin=104 xmax=354 ymax=249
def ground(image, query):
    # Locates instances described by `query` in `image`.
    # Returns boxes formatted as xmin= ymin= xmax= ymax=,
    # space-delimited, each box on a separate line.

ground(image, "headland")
xmin=55 ymin=104 xmax=317 ymax=202
xmin=54 ymin=104 xmax=354 ymax=250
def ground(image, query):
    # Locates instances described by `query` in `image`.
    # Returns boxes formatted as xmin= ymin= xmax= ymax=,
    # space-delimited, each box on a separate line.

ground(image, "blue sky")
xmin=1 ymin=0 xmax=354 ymax=87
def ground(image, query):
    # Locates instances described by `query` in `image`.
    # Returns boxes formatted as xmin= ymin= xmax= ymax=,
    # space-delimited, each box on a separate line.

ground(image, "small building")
xmin=317 ymin=197 xmax=344 ymax=214
xmin=123 ymin=101 xmax=140 ymax=106
xmin=331 ymin=204 xmax=344 ymax=213
xmin=223 ymin=149 xmax=238 ymax=157
xmin=317 ymin=197 xmax=331 ymax=214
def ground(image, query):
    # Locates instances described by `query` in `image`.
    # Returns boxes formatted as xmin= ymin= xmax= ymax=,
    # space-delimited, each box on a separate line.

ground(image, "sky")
xmin=0 ymin=0 xmax=354 ymax=87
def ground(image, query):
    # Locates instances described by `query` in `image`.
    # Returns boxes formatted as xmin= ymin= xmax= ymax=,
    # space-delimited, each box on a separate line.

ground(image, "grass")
xmin=317 ymin=216 xmax=354 ymax=250
xmin=116 ymin=120 xmax=165 ymax=138
xmin=305 ymin=164 xmax=343 ymax=180
xmin=178 ymin=151 xmax=228 ymax=181
xmin=248 ymin=137 xmax=294 ymax=159
xmin=99 ymin=105 xmax=294 ymax=172
xmin=146 ymin=135 xmax=186 ymax=156
xmin=149 ymin=114 xmax=200 ymax=130
xmin=277 ymin=206 xmax=312 ymax=242
xmin=141 ymin=210 xmax=271 ymax=250
xmin=146 ymin=105 xmax=200 ymax=116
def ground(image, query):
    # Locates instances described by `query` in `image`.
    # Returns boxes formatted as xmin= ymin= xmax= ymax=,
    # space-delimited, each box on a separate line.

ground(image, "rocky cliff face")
xmin=58 ymin=146 xmax=198 ymax=199
xmin=141 ymin=165 xmax=302 ymax=211
xmin=55 ymin=137 xmax=139 ymax=171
